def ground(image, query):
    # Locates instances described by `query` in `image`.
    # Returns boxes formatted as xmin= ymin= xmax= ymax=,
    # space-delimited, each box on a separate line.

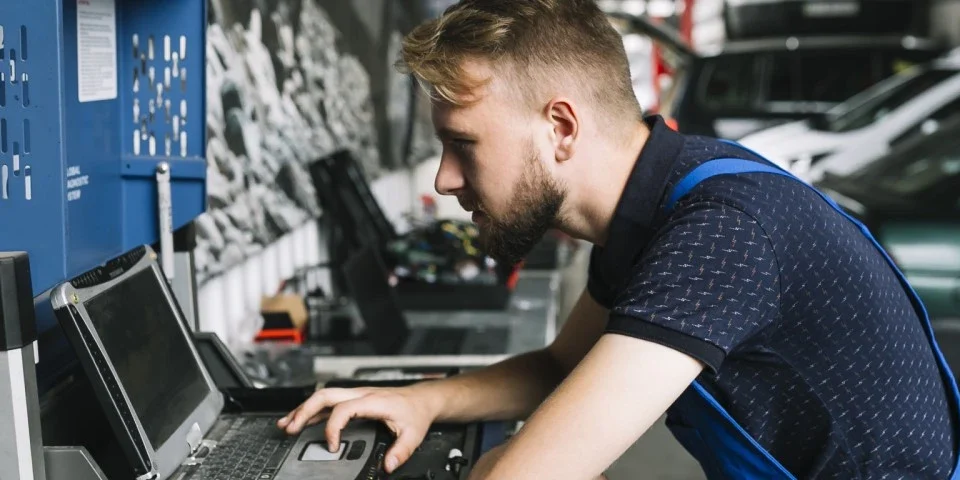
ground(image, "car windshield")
xmin=698 ymin=48 xmax=943 ymax=115
xmin=769 ymin=51 xmax=905 ymax=104
xmin=878 ymin=150 xmax=960 ymax=196
xmin=815 ymin=67 xmax=957 ymax=133
xmin=700 ymin=55 xmax=758 ymax=110
xmin=853 ymin=128 xmax=960 ymax=204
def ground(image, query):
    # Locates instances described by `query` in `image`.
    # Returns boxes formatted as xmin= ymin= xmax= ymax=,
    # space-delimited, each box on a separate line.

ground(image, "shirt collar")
xmin=602 ymin=115 xmax=685 ymax=257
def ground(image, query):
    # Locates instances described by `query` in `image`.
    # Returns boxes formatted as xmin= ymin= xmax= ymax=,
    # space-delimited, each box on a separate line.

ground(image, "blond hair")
xmin=398 ymin=0 xmax=641 ymax=123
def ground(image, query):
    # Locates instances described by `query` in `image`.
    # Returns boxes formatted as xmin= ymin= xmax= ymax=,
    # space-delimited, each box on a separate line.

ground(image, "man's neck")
xmin=557 ymin=121 xmax=650 ymax=247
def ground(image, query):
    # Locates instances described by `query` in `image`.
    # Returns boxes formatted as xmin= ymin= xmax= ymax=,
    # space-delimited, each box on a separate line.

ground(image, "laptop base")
xmin=171 ymin=390 xmax=491 ymax=480
xmin=395 ymin=282 xmax=512 ymax=311
xmin=44 ymin=447 xmax=109 ymax=480
xmin=402 ymin=327 xmax=510 ymax=356
xmin=306 ymin=326 xmax=510 ymax=357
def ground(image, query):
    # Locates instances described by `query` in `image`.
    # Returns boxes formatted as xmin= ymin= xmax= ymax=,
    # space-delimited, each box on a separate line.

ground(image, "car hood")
xmin=738 ymin=121 xmax=847 ymax=166
xmin=816 ymin=175 xmax=919 ymax=216
xmin=712 ymin=117 xmax=798 ymax=141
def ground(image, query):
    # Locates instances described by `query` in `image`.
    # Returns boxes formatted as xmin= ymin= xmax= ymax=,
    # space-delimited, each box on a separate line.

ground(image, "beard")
xmin=472 ymin=144 xmax=566 ymax=266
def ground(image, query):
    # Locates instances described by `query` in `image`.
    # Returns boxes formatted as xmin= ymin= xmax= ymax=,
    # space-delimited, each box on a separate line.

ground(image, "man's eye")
xmin=450 ymin=139 xmax=475 ymax=155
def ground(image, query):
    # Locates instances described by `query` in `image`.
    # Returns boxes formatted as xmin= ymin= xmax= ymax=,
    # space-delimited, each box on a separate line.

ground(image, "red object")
xmin=420 ymin=194 xmax=438 ymax=219
xmin=651 ymin=0 xmax=695 ymax=114
xmin=255 ymin=328 xmax=304 ymax=344
xmin=506 ymin=262 xmax=524 ymax=290
xmin=651 ymin=42 xmax=672 ymax=110
xmin=680 ymin=0 xmax=694 ymax=46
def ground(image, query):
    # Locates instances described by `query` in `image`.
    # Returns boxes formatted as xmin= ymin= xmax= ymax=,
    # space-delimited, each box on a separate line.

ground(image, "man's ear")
xmin=546 ymin=98 xmax=579 ymax=163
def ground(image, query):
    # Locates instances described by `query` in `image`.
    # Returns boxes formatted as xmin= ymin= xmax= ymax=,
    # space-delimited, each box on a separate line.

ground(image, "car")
xmin=608 ymin=11 xmax=944 ymax=138
xmin=661 ymin=34 xmax=944 ymax=139
xmin=723 ymin=0 xmax=929 ymax=40
xmin=740 ymin=53 xmax=960 ymax=181
xmin=815 ymin=117 xmax=960 ymax=322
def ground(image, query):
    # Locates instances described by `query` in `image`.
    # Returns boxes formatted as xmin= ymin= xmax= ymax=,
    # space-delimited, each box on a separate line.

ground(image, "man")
xmin=278 ymin=1 xmax=960 ymax=478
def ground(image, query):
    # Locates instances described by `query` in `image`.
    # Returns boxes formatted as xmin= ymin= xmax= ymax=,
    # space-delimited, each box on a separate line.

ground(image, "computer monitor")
xmin=50 ymin=245 xmax=221 ymax=480
xmin=308 ymin=150 xmax=402 ymax=296
xmin=328 ymin=151 xmax=398 ymax=247
xmin=341 ymin=246 xmax=411 ymax=354
xmin=34 ymin=292 xmax=82 ymax=397
xmin=308 ymin=154 xmax=363 ymax=296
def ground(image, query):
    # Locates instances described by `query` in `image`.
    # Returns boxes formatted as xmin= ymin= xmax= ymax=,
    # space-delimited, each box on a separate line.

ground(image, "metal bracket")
xmin=156 ymin=162 xmax=174 ymax=280
xmin=43 ymin=447 xmax=108 ymax=480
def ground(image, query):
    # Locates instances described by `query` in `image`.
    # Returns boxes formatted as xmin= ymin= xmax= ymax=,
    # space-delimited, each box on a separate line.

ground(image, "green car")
xmin=816 ymin=116 xmax=960 ymax=322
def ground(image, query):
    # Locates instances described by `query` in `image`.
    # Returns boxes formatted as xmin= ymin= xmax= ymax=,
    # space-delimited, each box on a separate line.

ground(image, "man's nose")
xmin=435 ymin=155 xmax=465 ymax=196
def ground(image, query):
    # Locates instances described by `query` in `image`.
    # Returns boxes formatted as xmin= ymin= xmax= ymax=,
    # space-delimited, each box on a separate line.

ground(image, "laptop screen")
xmin=83 ymin=267 xmax=209 ymax=448
xmin=342 ymin=247 xmax=410 ymax=355
xmin=331 ymin=152 xmax=397 ymax=246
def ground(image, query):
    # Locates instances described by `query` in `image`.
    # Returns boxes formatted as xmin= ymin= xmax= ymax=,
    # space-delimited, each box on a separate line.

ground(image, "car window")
xmin=890 ymin=97 xmax=960 ymax=149
xmin=796 ymin=52 xmax=883 ymax=103
xmin=819 ymin=68 xmax=957 ymax=133
xmin=871 ymin=136 xmax=960 ymax=207
xmin=694 ymin=47 xmax=943 ymax=116
xmin=767 ymin=54 xmax=799 ymax=102
xmin=699 ymin=56 xmax=759 ymax=110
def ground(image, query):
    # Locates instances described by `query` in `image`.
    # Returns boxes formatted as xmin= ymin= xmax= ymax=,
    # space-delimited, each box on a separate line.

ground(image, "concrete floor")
xmin=558 ymin=243 xmax=707 ymax=480
xmin=605 ymin=418 xmax=706 ymax=480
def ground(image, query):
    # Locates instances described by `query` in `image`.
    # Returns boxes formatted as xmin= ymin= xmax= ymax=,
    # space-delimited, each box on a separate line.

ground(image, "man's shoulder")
xmin=672 ymin=136 xmax=811 ymax=220
xmin=588 ymin=133 xmax=801 ymax=308
xmin=674 ymin=136 xmax=772 ymax=177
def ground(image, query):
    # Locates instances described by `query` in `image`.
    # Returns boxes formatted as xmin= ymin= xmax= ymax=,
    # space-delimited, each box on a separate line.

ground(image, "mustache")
xmin=458 ymin=197 xmax=482 ymax=212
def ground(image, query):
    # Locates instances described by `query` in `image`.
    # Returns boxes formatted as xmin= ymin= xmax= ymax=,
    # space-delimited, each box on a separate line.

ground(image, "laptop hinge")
xmin=186 ymin=422 xmax=202 ymax=454
xmin=135 ymin=469 xmax=159 ymax=480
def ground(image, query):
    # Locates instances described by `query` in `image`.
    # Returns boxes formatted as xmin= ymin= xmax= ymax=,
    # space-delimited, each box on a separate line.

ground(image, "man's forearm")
xmin=409 ymin=289 xmax=609 ymax=424
xmin=410 ymin=348 xmax=564 ymax=423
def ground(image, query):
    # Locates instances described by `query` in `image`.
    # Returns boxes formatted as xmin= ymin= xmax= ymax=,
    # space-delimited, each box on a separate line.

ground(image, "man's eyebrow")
xmin=435 ymin=127 xmax=475 ymax=141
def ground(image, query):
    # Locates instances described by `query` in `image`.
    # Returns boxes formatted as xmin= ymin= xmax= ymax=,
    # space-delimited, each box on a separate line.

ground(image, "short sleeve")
xmin=605 ymin=202 xmax=781 ymax=372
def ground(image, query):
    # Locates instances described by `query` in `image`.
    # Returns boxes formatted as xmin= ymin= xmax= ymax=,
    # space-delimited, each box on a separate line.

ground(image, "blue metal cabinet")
xmin=0 ymin=0 xmax=206 ymax=305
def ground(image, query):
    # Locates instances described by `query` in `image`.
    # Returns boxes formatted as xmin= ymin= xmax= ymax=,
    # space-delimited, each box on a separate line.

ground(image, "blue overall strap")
xmin=664 ymin=153 xmax=960 ymax=480
xmin=665 ymin=159 xmax=794 ymax=214
xmin=663 ymin=157 xmax=800 ymax=480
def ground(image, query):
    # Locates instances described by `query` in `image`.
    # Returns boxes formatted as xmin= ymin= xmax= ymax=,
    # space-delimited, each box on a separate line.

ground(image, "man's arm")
xmin=411 ymin=288 xmax=610 ymax=422
xmin=281 ymin=288 xmax=610 ymax=473
xmin=470 ymin=333 xmax=704 ymax=480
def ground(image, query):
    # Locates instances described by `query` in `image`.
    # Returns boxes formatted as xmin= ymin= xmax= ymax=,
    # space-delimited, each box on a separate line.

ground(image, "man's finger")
xmin=385 ymin=427 xmax=424 ymax=473
xmin=304 ymin=411 xmax=331 ymax=427
xmin=288 ymin=388 xmax=365 ymax=433
xmin=277 ymin=406 xmax=300 ymax=428
xmin=325 ymin=400 xmax=360 ymax=450
xmin=324 ymin=396 xmax=392 ymax=451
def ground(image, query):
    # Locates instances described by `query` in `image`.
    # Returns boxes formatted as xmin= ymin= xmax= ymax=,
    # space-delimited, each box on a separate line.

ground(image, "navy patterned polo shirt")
xmin=589 ymin=116 xmax=957 ymax=478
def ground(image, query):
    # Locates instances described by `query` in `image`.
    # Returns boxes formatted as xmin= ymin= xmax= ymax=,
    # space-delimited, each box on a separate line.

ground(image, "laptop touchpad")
xmin=301 ymin=442 xmax=347 ymax=461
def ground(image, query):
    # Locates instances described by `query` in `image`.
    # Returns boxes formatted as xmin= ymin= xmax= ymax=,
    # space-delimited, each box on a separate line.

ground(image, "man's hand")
xmin=277 ymin=387 xmax=438 ymax=473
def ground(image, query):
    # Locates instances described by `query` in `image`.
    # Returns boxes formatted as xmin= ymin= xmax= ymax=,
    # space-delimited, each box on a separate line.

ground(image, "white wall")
xmin=196 ymin=218 xmax=323 ymax=349
xmin=411 ymin=156 xmax=471 ymax=222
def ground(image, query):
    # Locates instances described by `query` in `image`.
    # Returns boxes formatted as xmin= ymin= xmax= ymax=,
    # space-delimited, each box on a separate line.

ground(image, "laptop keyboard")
xmin=417 ymin=327 xmax=510 ymax=355
xmin=190 ymin=416 xmax=294 ymax=480
xmin=461 ymin=327 xmax=510 ymax=355
xmin=418 ymin=328 xmax=468 ymax=355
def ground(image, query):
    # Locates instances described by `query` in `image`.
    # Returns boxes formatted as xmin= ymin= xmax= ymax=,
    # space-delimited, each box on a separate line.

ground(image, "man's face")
xmin=432 ymin=62 xmax=566 ymax=266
